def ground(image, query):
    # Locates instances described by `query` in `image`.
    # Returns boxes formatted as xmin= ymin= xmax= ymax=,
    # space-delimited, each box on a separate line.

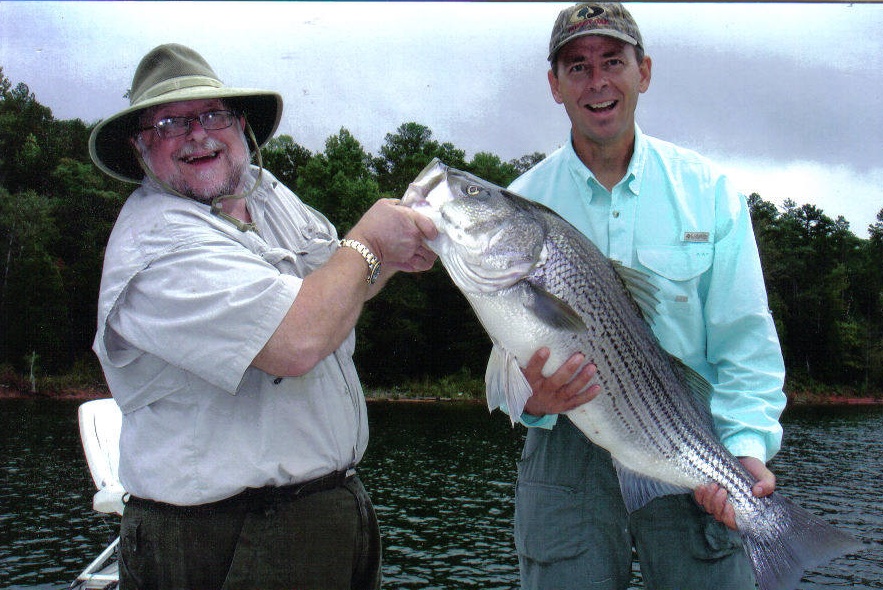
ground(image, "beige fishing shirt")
xmin=93 ymin=167 xmax=367 ymax=506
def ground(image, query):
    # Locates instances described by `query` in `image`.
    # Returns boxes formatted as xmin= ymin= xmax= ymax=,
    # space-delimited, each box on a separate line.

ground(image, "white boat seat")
xmin=78 ymin=399 xmax=126 ymax=516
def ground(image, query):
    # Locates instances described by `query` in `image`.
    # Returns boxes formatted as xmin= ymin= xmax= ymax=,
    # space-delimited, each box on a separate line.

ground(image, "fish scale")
xmin=402 ymin=158 xmax=864 ymax=590
xmin=539 ymin=222 xmax=723 ymax=490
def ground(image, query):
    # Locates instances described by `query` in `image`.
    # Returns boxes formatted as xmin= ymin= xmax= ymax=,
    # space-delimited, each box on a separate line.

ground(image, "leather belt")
xmin=127 ymin=468 xmax=357 ymax=512
xmin=266 ymin=468 xmax=356 ymax=500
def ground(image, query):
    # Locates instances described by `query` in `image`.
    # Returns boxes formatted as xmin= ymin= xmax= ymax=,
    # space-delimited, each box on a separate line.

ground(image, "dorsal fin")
xmin=671 ymin=356 xmax=714 ymax=407
xmin=611 ymin=261 xmax=660 ymax=323
xmin=670 ymin=355 xmax=716 ymax=432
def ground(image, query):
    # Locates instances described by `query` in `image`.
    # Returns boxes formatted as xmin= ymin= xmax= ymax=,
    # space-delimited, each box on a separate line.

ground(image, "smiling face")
xmin=133 ymin=98 xmax=250 ymax=201
xmin=549 ymin=35 xmax=651 ymax=157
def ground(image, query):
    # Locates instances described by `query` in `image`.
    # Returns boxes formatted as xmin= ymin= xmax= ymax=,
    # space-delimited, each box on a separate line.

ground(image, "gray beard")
xmin=138 ymin=134 xmax=252 ymax=203
xmin=175 ymin=163 xmax=248 ymax=203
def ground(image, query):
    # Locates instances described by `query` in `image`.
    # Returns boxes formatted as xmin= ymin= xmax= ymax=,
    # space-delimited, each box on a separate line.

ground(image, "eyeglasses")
xmin=140 ymin=110 xmax=239 ymax=140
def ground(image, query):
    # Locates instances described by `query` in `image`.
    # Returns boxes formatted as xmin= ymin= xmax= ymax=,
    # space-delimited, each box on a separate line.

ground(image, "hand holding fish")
xmin=694 ymin=457 xmax=777 ymax=530
xmin=402 ymin=159 xmax=863 ymax=589
xmin=522 ymin=347 xmax=601 ymax=417
xmin=349 ymin=198 xmax=438 ymax=274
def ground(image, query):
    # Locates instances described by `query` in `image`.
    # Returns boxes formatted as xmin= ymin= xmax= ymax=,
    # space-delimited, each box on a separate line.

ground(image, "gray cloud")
xmin=1 ymin=1 xmax=880 ymax=234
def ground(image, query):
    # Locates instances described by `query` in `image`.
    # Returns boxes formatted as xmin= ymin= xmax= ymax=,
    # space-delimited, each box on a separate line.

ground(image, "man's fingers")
xmin=523 ymin=348 xmax=551 ymax=387
xmin=414 ymin=213 xmax=438 ymax=240
xmin=547 ymin=353 xmax=586 ymax=390
xmin=694 ymin=483 xmax=738 ymax=530
xmin=561 ymin=382 xmax=601 ymax=410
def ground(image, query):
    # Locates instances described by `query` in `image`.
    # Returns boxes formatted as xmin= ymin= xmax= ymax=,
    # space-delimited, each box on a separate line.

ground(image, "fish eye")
xmin=466 ymin=185 xmax=481 ymax=196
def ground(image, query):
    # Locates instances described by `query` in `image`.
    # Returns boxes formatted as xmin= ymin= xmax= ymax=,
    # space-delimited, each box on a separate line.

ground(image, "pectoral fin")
xmin=523 ymin=283 xmax=585 ymax=332
xmin=485 ymin=344 xmax=533 ymax=426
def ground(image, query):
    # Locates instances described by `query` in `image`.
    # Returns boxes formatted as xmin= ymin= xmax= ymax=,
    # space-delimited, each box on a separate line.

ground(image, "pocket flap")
xmin=636 ymin=245 xmax=712 ymax=282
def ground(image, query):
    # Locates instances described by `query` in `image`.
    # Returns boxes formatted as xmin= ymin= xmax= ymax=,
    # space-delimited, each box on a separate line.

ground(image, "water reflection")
xmin=0 ymin=400 xmax=117 ymax=589
xmin=0 ymin=399 xmax=880 ymax=589
xmin=360 ymin=402 xmax=525 ymax=588
xmin=772 ymin=406 xmax=883 ymax=589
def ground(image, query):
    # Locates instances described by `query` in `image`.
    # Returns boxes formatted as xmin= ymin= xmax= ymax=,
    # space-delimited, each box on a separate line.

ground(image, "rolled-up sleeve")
xmin=109 ymin=233 xmax=300 ymax=394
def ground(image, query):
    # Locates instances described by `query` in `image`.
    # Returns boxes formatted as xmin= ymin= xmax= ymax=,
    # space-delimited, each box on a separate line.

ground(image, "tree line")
xmin=2 ymin=68 xmax=882 ymax=396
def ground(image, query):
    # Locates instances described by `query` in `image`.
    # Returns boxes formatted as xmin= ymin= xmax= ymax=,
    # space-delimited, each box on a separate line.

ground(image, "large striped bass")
xmin=401 ymin=158 xmax=862 ymax=590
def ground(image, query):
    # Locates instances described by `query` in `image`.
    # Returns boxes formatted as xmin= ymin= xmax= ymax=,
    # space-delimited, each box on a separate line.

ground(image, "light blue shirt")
xmin=508 ymin=127 xmax=786 ymax=462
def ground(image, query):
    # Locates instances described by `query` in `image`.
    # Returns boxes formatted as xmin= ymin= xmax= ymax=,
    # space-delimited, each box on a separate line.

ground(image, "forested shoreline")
xmin=2 ymin=68 xmax=882 ymax=400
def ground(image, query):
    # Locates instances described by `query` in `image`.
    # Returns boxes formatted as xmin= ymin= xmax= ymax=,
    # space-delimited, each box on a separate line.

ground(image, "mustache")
xmin=175 ymin=137 xmax=227 ymax=159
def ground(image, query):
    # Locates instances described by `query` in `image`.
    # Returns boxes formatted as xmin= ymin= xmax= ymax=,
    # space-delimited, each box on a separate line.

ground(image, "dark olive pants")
xmin=119 ymin=475 xmax=381 ymax=590
xmin=515 ymin=417 xmax=756 ymax=590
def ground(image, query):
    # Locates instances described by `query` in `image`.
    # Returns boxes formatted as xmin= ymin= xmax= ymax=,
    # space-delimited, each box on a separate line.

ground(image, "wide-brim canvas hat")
xmin=89 ymin=43 xmax=283 ymax=184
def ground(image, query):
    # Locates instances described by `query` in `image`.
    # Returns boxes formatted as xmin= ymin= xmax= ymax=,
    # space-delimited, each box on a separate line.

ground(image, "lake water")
xmin=1 ymin=398 xmax=881 ymax=589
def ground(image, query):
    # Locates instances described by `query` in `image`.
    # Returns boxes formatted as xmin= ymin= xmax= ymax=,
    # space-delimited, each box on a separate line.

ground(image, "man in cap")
xmin=510 ymin=3 xmax=787 ymax=589
xmin=90 ymin=43 xmax=437 ymax=589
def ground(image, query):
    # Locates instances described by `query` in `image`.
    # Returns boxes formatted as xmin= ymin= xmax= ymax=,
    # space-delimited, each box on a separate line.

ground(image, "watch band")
xmin=339 ymin=239 xmax=381 ymax=284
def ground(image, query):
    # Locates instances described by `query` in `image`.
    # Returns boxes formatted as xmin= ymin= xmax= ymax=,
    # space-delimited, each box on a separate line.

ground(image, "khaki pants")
xmin=119 ymin=474 xmax=381 ymax=590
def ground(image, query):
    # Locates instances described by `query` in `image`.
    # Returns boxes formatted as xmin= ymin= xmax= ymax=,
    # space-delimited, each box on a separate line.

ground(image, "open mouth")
xmin=181 ymin=152 xmax=220 ymax=165
xmin=586 ymin=100 xmax=617 ymax=112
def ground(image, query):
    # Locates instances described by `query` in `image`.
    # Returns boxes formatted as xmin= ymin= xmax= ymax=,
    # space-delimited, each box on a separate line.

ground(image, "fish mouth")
xmin=448 ymin=252 xmax=534 ymax=293
xmin=449 ymin=236 xmax=544 ymax=294
xmin=403 ymin=159 xmax=448 ymax=207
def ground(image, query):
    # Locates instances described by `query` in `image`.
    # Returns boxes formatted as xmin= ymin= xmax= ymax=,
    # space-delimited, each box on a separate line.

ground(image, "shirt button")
xmin=612 ymin=211 xmax=620 ymax=218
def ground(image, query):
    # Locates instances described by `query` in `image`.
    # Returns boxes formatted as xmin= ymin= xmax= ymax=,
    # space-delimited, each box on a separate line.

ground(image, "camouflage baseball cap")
xmin=548 ymin=2 xmax=643 ymax=62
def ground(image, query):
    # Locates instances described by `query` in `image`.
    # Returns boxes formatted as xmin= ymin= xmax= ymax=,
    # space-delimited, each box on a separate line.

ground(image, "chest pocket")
xmin=255 ymin=227 xmax=336 ymax=278
xmin=260 ymin=247 xmax=300 ymax=275
xmin=636 ymin=244 xmax=713 ymax=282
xmin=635 ymin=244 xmax=713 ymax=357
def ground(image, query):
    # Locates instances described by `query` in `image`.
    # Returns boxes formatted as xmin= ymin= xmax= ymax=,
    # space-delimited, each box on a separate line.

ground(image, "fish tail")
xmin=739 ymin=494 xmax=863 ymax=590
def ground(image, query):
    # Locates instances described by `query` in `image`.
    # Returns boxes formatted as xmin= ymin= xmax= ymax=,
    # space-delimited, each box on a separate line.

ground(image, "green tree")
xmin=47 ymin=117 xmax=93 ymax=165
xmin=751 ymin=197 xmax=882 ymax=389
xmin=372 ymin=122 xmax=466 ymax=196
xmin=0 ymin=188 xmax=68 ymax=371
xmin=0 ymin=73 xmax=55 ymax=193
xmin=747 ymin=193 xmax=789 ymax=348
xmin=466 ymin=152 xmax=520 ymax=187
xmin=296 ymin=128 xmax=380 ymax=234
xmin=775 ymin=202 xmax=843 ymax=381
xmin=510 ymin=151 xmax=546 ymax=175
xmin=260 ymin=134 xmax=312 ymax=190
xmin=871 ymin=208 xmax=883 ymax=249
xmin=47 ymin=158 xmax=126 ymax=365
xmin=857 ymin=208 xmax=883 ymax=389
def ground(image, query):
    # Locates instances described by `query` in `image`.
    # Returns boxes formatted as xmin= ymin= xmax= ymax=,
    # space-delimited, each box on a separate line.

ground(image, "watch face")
xmin=369 ymin=263 xmax=382 ymax=284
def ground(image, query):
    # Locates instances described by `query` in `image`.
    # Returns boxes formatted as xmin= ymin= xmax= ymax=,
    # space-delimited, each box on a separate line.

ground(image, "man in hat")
xmin=510 ymin=4 xmax=787 ymax=589
xmin=90 ymin=44 xmax=437 ymax=589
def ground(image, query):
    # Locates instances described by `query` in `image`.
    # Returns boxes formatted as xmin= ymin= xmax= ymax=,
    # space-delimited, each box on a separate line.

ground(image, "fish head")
xmin=402 ymin=159 xmax=546 ymax=294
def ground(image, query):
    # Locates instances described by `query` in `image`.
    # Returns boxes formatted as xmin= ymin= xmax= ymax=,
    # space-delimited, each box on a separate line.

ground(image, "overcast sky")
xmin=1 ymin=1 xmax=881 ymax=237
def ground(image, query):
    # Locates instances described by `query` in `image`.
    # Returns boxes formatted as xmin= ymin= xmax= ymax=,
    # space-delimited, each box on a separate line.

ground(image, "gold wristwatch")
xmin=339 ymin=239 xmax=381 ymax=284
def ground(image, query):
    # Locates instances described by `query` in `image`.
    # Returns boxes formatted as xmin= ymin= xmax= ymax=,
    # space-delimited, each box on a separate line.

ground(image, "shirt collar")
xmin=627 ymin=125 xmax=647 ymax=196
xmin=564 ymin=125 xmax=646 ymax=201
